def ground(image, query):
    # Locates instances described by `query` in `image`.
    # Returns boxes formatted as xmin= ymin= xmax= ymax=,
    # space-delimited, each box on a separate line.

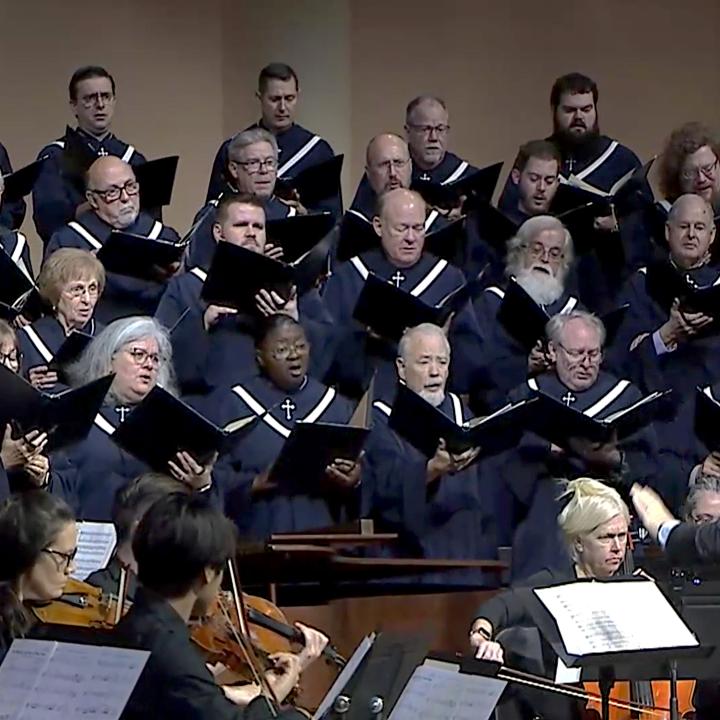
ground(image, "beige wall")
xmin=2 ymin=0 xmax=719 ymax=264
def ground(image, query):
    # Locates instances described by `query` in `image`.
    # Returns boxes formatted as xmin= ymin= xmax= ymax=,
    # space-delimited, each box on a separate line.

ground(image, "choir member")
xmin=363 ymin=323 xmax=496 ymax=585
xmin=0 ymin=141 xmax=26 ymax=230
xmin=683 ymin=472 xmax=720 ymax=524
xmin=205 ymin=63 xmax=338 ymax=217
xmin=50 ymin=317 xmax=214 ymax=520
xmin=0 ymin=490 xmax=77 ymax=661
xmin=44 ymin=156 xmax=180 ymax=322
xmin=188 ymin=129 xmax=297 ymax=270
xmin=470 ymin=477 xmax=629 ymax=720
xmin=156 ymin=193 xmax=333 ymax=393
xmin=0 ymin=174 xmax=33 ymax=280
xmin=203 ymin=314 xmax=358 ymax=538
xmin=117 ymin=492 xmax=313 ymax=719
xmin=324 ymin=187 xmax=482 ymax=396
xmin=32 ymin=66 xmax=146 ymax=244
xmin=493 ymin=310 xmax=658 ymax=581
xmin=18 ymin=249 xmax=105 ymax=393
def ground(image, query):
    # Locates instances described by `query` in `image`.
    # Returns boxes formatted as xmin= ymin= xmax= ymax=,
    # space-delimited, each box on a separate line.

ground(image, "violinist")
xmin=0 ymin=490 xmax=77 ymax=662
xmin=469 ymin=477 xmax=630 ymax=720
xmin=117 ymin=491 xmax=326 ymax=720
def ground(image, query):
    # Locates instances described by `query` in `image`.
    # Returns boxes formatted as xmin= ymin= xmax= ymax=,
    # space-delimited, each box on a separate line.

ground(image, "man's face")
xmin=366 ymin=137 xmax=412 ymax=195
xmin=396 ymin=332 xmax=449 ymax=407
xmin=553 ymin=91 xmax=597 ymax=139
xmin=374 ymin=191 xmax=426 ymax=268
xmin=679 ymin=145 xmax=720 ymax=204
xmin=86 ymin=162 xmax=140 ymax=229
xmin=213 ymin=202 xmax=266 ymax=254
xmin=257 ymin=323 xmax=310 ymax=391
xmin=71 ymin=76 xmax=115 ymax=135
xmin=228 ymin=141 xmax=277 ymax=199
xmin=520 ymin=227 xmax=566 ymax=278
xmin=513 ymin=157 xmax=560 ymax=215
xmin=665 ymin=197 xmax=716 ymax=269
xmin=689 ymin=490 xmax=720 ymax=524
xmin=550 ymin=319 xmax=603 ymax=392
xmin=405 ymin=102 xmax=450 ymax=170
xmin=257 ymin=78 xmax=298 ymax=133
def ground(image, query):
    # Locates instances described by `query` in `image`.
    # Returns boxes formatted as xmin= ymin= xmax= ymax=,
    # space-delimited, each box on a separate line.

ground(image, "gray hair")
xmin=228 ymin=128 xmax=279 ymax=162
xmin=67 ymin=316 xmax=177 ymax=402
xmin=683 ymin=472 xmax=720 ymax=520
xmin=405 ymin=95 xmax=447 ymax=123
xmin=505 ymin=215 xmax=574 ymax=278
xmin=546 ymin=310 xmax=606 ymax=348
xmin=398 ymin=322 xmax=450 ymax=361
xmin=558 ymin=478 xmax=630 ymax=561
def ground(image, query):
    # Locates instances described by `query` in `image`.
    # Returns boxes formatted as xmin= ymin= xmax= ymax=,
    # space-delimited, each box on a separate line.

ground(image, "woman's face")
xmin=111 ymin=336 xmax=162 ymax=405
xmin=55 ymin=274 xmax=100 ymax=330
xmin=256 ymin=324 xmax=309 ymax=391
xmin=0 ymin=335 xmax=20 ymax=374
xmin=20 ymin=521 xmax=78 ymax=602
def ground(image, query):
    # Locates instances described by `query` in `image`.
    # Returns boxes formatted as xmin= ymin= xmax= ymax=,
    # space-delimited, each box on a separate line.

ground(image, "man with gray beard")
xmin=472 ymin=215 xmax=580 ymax=409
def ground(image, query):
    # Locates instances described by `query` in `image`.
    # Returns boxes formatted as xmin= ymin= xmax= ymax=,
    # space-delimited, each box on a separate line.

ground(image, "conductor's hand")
xmin=631 ymin=484 xmax=676 ymax=542
xmin=168 ymin=450 xmax=216 ymax=491
xmin=325 ymin=455 xmax=362 ymax=490
xmin=701 ymin=451 xmax=720 ymax=479
xmin=28 ymin=365 xmax=59 ymax=390
xmin=203 ymin=304 xmax=237 ymax=331
xmin=568 ymin=435 xmax=621 ymax=470
xmin=527 ymin=340 xmax=553 ymax=375
xmin=295 ymin=622 xmax=329 ymax=670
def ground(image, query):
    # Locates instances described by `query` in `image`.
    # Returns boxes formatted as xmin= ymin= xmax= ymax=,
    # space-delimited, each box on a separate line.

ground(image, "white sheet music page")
xmin=389 ymin=660 xmax=506 ymax=720
xmin=0 ymin=640 xmax=55 ymax=720
xmin=534 ymin=580 xmax=699 ymax=657
xmin=71 ymin=521 xmax=117 ymax=580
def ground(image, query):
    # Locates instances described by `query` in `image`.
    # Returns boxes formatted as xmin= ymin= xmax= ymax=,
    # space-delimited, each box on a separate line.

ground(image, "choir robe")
xmin=0 ymin=141 xmax=26 ymax=230
xmin=202 ymin=374 xmax=356 ymax=538
xmin=472 ymin=284 xmax=580 ymax=411
xmin=33 ymin=128 xmax=146 ymax=243
xmin=45 ymin=210 xmax=180 ymax=323
xmin=322 ymin=248 xmax=483 ymax=397
xmin=612 ymin=263 xmax=720 ymax=511
xmin=361 ymin=393 xmax=498 ymax=586
xmin=0 ymin=464 xmax=9 ymax=503
xmin=17 ymin=315 xmax=103 ymax=393
xmin=205 ymin=122 xmax=340 ymax=219
xmin=154 ymin=266 xmax=335 ymax=394
xmin=0 ymin=226 xmax=34 ymax=280
xmin=490 ymin=371 xmax=659 ymax=581
xmin=185 ymin=191 xmax=295 ymax=271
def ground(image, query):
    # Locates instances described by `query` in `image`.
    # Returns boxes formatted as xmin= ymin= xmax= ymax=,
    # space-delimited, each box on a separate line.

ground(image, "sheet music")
xmin=313 ymin=633 xmax=376 ymax=720
xmin=0 ymin=639 xmax=149 ymax=720
xmin=71 ymin=521 xmax=117 ymax=580
xmin=389 ymin=660 xmax=506 ymax=720
xmin=535 ymin=580 xmax=699 ymax=657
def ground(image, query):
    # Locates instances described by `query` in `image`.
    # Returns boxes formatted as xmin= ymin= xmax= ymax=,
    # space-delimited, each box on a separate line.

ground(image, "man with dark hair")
xmin=205 ymin=63 xmax=338 ymax=217
xmin=32 ymin=65 xmax=146 ymax=244
xmin=117 ymin=492 xmax=311 ymax=719
xmin=507 ymin=139 xmax=561 ymax=225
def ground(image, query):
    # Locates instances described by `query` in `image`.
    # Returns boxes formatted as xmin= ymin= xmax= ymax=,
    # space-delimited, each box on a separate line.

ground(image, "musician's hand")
xmin=264 ymin=243 xmax=285 ymax=261
xmin=631 ymin=484 xmax=676 ymax=542
xmin=28 ymin=365 xmax=59 ymax=390
xmin=528 ymin=340 xmax=553 ymax=375
xmin=473 ymin=637 xmax=505 ymax=663
xmin=251 ymin=470 xmax=278 ymax=496
xmin=168 ymin=450 xmax=215 ymax=491
xmin=25 ymin=454 xmax=50 ymax=487
xmin=266 ymin=651 xmax=303 ymax=702
xmin=700 ymin=451 xmax=720 ymax=479
xmin=295 ymin=622 xmax=329 ymax=670
xmin=325 ymin=455 xmax=362 ymax=490
xmin=203 ymin=304 xmax=237 ymax=331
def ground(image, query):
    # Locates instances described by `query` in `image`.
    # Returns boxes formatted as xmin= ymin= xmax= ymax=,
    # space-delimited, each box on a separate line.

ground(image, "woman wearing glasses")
xmin=0 ymin=490 xmax=77 ymax=662
xmin=51 ymin=316 xmax=215 ymax=521
xmin=18 ymin=249 xmax=105 ymax=393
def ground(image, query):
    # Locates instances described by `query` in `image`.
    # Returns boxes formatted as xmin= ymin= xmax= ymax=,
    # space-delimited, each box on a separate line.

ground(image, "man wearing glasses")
xmin=44 ymin=156 xmax=180 ymax=323
xmin=32 ymin=66 xmax=147 ymax=244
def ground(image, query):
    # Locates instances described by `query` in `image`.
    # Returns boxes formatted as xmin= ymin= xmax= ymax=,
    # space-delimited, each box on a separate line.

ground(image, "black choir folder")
xmin=265 ymin=212 xmax=336 ymax=263
xmin=133 ymin=155 xmax=179 ymax=209
xmin=97 ymin=231 xmax=187 ymax=281
xmin=0 ymin=247 xmax=48 ymax=323
xmin=48 ymin=330 xmax=94 ymax=376
xmin=2 ymin=158 xmax=46 ymax=201
xmin=694 ymin=385 xmax=720 ymax=450
xmin=645 ymin=260 xmax=720 ymax=317
xmin=412 ymin=161 xmax=504 ymax=210
xmin=110 ymin=386 xmax=260 ymax=470
xmin=275 ymin=154 xmax=344 ymax=207
xmin=0 ymin=365 xmax=113 ymax=452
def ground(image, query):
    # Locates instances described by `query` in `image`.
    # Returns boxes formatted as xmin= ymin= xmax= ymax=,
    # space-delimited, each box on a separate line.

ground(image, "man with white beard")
xmin=472 ymin=215 xmax=579 ymax=408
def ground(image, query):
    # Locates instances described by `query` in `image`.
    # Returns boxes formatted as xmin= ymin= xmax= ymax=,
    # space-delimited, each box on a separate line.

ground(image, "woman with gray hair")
xmin=50 ymin=317 xmax=215 ymax=521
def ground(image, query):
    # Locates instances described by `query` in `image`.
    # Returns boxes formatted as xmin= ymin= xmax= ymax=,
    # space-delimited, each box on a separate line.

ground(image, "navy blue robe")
xmin=322 ymin=248 xmax=483 ymax=397
xmin=205 ymin=122 xmax=340 ymax=219
xmin=362 ymin=392 xmax=497 ymax=586
xmin=45 ymin=210 xmax=180 ymax=323
xmin=491 ymin=370 xmax=659 ymax=581
xmin=201 ymin=374 xmax=355 ymax=538
xmin=185 ymin=191 xmax=295 ymax=271
xmin=0 ymin=141 xmax=26 ymax=230
xmin=0 ymin=227 xmax=34 ymax=280
xmin=32 ymin=128 xmax=146 ymax=243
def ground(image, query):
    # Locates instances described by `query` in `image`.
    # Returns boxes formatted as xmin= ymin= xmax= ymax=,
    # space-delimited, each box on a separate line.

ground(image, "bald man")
xmin=324 ymin=187 xmax=482 ymax=396
xmin=612 ymin=193 xmax=720 ymax=512
xmin=45 ymin=156 xmax=180 ymax=322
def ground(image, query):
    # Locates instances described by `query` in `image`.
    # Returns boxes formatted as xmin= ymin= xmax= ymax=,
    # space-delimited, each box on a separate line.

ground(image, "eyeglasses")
xmin=42 ymin=547 xmax=78 ymax=571
xmin=373 ymin=158 xmax=410 ymax=172
xmin=63 ymin=282 xmax=100 ymax=300
xmin=123 ymin=347 xmax=165 ymax=367
xmin=557 ymin=342 xmax=602 ymax=362
xmin=407 ymin=123 xmax=451 ymax=136
xmin=681 ymin=158 xmax=719 ymax=181
xmin=232 ymin=158 xmax=277 ymax=173
xmin=78 ymin=91 xmax=114 ymax=108
xmin=0 ymin=350 xmax=20 ymax=367
xmin=527 ymin=242 xmax=564 ymax=261
xmin=691 ymin=513 xmax=720 ymax=525
xmin=89 ymin=179 xmax=140 ymax=203
xmin=270 ymin=341 xmax=308 ymax=360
